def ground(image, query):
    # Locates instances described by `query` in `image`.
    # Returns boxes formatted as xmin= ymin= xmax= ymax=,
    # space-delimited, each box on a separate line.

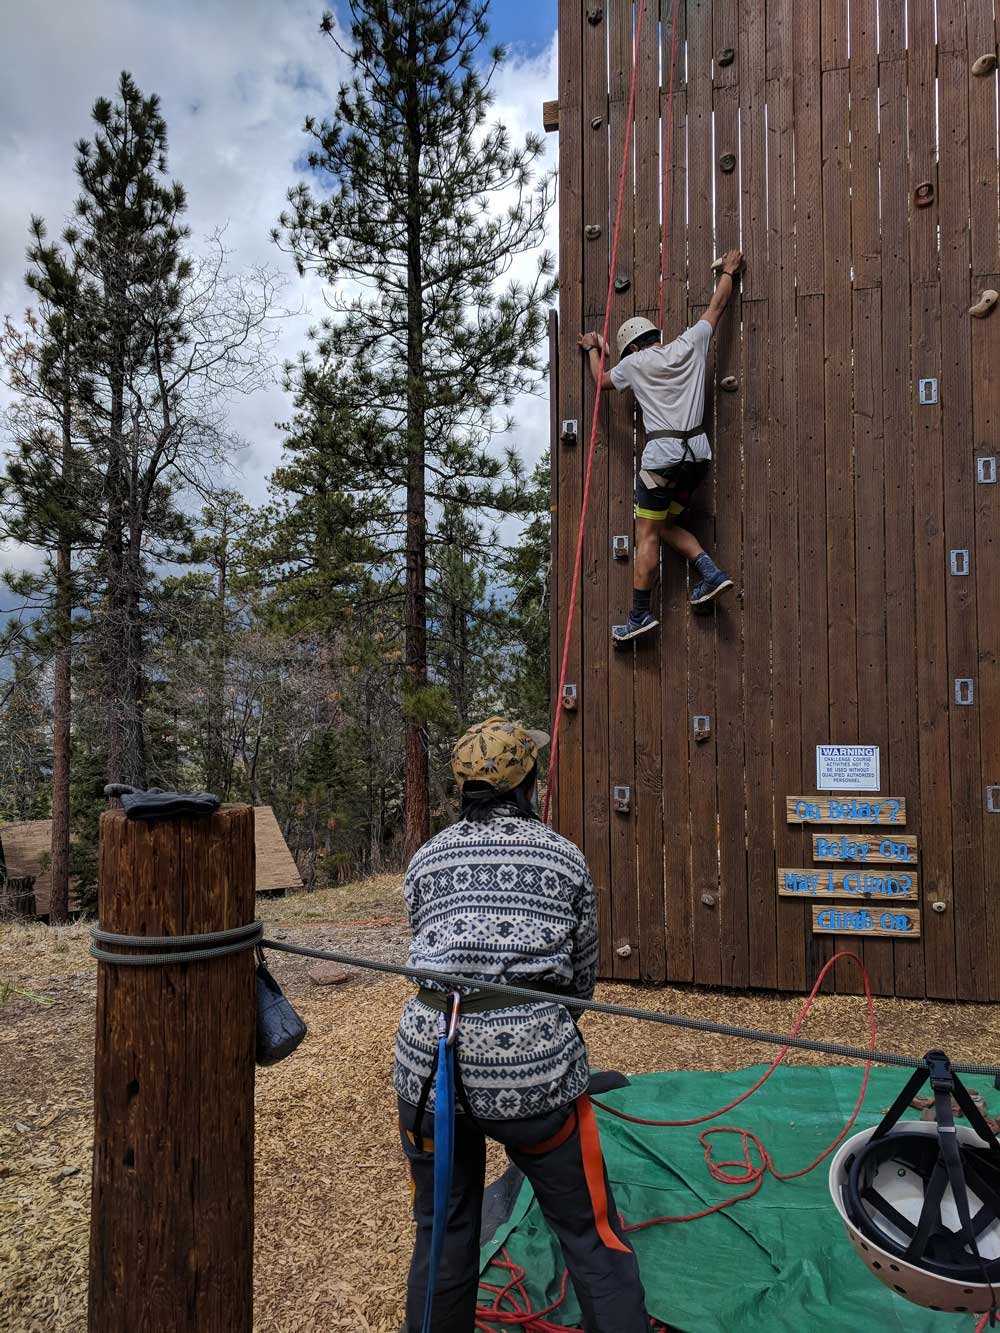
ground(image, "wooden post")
xmin=89 ymin=806 xmax=256 ymax=1332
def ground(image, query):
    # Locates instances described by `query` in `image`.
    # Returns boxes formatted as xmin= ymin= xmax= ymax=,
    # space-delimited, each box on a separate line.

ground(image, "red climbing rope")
xmin=542 ymin=0 xmax=647 ymax=825
xmin=473 ymin=951 xmax=876 ymax=1332
xmin=543 ymin=0 xmax=681 ymax=824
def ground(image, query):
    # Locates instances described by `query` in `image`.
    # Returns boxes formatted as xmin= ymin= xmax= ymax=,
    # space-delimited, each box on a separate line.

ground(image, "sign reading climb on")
xmin=811 ymin=905 xmax=921 ymax=938
xmin=786 ymin=796 xmax=906 ymax=826
xmin=816 ymin=745 xmax=880 ymax=791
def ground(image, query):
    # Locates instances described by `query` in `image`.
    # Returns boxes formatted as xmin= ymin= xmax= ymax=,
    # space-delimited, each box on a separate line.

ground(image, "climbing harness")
xmin=544 ymin=0 xmax=682 ymax=824
xmin=420 ymin=990 xmax=461 ymax=1333
xmin=830 ymin=1049 xmax=1000 ymax=1320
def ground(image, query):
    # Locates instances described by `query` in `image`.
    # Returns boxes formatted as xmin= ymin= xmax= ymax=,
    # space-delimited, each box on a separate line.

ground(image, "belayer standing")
xmin=578 ymin=248 xmax=745 ymax=644
xmin=394 ymin=716 xmax=650 ymax=1332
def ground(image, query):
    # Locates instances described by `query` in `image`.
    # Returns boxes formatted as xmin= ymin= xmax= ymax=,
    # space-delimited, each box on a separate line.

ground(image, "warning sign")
xmin=816 ymin=745 xmax=880 ymax=792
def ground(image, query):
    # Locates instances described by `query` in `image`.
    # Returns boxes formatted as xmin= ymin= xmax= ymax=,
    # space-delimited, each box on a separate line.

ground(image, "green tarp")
xmin=478 ymin=1065 xmax=993 ymax=1332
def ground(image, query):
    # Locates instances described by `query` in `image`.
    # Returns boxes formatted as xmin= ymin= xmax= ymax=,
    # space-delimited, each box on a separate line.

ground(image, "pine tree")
xmin=276 ymin=1 xmax=554 ymax=856
xmin=0 ymin=223 xmax=98 ymax=921
xmin=63 ymin=72 xmax=277 ymax=786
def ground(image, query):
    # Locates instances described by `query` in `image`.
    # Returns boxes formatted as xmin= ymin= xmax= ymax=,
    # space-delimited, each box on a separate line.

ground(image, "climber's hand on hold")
xmin=722 ymin=248 xmax=745 ymax=277
xmin=578 ymin=332 xmax=603 ymax=352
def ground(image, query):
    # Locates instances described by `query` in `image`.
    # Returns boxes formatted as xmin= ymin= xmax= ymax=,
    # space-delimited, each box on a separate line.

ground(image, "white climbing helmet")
xmin=616 ymin=316 xmax=660 ymax=359
xmin=829 ymin=1120 xmax=1000 ymax=1314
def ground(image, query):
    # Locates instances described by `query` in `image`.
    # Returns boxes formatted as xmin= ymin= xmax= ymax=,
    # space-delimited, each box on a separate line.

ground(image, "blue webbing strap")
xmin=422 ymin=1025 xmax=456 ymax=1333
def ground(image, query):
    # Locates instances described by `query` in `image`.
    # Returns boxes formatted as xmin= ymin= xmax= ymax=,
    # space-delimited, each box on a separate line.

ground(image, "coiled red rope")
xmin=474 ymin=951 xmax=875 ymax=1332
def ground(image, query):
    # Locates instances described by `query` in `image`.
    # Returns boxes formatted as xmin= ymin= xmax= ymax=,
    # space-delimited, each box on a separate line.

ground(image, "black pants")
xmin=398 ymin=1093 xmax=650 ymax=1333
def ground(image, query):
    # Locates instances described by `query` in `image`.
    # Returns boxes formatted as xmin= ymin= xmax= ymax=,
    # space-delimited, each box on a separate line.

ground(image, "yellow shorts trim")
xmin=635 ymin=501 xmax=684 ymax=521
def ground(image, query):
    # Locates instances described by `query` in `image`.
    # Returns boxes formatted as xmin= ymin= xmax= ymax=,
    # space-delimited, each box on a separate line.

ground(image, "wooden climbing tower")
xmin=548 ymin=0 xmax=1000 ymax=1000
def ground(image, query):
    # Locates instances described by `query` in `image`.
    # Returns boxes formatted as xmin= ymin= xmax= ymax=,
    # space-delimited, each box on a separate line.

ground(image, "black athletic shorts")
xmin=634 ymin=458 xmax=711 ymax=522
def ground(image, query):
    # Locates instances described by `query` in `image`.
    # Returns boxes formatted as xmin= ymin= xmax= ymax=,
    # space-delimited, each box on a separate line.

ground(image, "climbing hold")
xmin=615 ymin=943 xmax=633 ymax=959
xmin=586 ymin=4 xmax=603 ymax=25
xmin=701 ymin=894 xmax=717 ymax=909
xmin=972 ymin=53 xmax=998 ymax=77
xmin=719 ymin=152 xmax=737 ymax=174
xmin=717 ymin=47 xmax=736 ymax=68
xmin=591 ymin=115 xmax=604 ymax=130
xmin=710 ymin=256 xmax=726 ymax=273
xmin=585 ymin=223 xmax=602 ymax=240
xmin=914 ymin=180 xmax=935 ymax=208
xmin=970 ymin=289 xmax=999 ymax=319
xmin=931 ymin=900 xmax=947 ymax=914
xmin=720 ymin=375 xmax=739 ymax=392
xmin=614 ymin=274 xmax=631 ymax=294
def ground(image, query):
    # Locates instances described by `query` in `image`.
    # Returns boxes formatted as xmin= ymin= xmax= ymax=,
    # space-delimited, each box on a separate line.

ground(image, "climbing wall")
xmin=550 ymin=0 xmax=1000 ymax=999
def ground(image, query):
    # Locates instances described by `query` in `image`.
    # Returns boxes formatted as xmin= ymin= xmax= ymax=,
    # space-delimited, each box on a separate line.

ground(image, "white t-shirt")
xmin=609 ymin=319 xmax=713 ymax=470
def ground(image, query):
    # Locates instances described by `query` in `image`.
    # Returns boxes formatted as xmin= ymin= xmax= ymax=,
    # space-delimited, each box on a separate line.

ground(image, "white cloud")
xmin=0 ymin=2 xmax=559 ymax=564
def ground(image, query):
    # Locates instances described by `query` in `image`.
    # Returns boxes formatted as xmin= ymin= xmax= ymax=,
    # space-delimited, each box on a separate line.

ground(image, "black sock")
xmin=631 ymin=588 xmax=652 ymax=617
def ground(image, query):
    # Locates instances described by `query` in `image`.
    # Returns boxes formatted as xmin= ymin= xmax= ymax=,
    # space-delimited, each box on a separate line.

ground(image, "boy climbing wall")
xmin=578 ymin=248 xmax=744 ymax=644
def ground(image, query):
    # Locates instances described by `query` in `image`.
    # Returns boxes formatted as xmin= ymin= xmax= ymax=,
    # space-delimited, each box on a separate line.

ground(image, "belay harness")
xmin=638 ymin=425 xmax=705 ymax=493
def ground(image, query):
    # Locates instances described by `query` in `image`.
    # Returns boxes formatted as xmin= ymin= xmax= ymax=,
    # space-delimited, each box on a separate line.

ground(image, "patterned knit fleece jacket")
xmin=393 ymin=807 xmax=599 ymax=1120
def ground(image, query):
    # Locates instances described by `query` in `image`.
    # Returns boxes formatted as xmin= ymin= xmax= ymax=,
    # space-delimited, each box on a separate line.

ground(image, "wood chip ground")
xmin=2 ymin=874 xmax=997 ymax=1330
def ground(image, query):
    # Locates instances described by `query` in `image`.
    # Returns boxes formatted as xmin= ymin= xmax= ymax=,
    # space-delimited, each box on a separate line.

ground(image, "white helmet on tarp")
xmin=829 ymin=1119 xmax=1000 ymax=1314
xmin=616 ymin=316 xmax=660 ymax=359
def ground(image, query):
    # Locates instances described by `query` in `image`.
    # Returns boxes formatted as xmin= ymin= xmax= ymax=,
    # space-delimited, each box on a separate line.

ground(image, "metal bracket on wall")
xmin=918 ymin=377 xmax=938 ymax=405
xmin=613 ymin=785 xmax=631 ymax=814
xmin=693 ymin=715 xmax=711 ymax=742
xmin=978 ymin=457 xmax=997 ymax=484
xmin=950 ymin=549 xmax=970 ymax=576
xmin=955 ymin=678 xmax=975 ymax=706
xmin=987 ymin=786 xmax=1000 ymax=814
xmin=561 ymin=684 xmax=577 ymax=711
xmin=612 ymin=535 xmax=629 ymax=560
xmin=561 ymin=419 xmax=578 ymax=446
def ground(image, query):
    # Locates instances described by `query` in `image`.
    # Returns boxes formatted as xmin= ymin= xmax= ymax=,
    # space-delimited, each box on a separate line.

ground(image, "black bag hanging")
xmin=255 ymin=950 xmax=307 ymax=1066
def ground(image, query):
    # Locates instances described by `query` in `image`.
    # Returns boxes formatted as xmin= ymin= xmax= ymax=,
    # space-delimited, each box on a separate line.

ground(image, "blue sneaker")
xmin=612 ymin=611 xmax=659 ymax=644
xmin=690 ymin=553 xmax=733 ymax=608
xmin=690 ymin=570 xmax=734 ymax=607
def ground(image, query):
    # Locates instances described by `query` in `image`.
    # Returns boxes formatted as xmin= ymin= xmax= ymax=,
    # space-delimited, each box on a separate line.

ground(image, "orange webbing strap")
xmin=576 ymin=1094 xmax=631 ymax=1254
xmin=543 ymin=0 xmax=648 ymax=826
xmin=518 ymin=1104 xmax=580 ymax=1156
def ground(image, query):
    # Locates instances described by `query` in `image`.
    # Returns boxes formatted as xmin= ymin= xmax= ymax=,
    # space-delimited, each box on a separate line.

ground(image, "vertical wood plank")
xmin=878 ymin=51 xmax=926 ymax=999
xmin=713 ymin=0 xmax=747 ymax=989
xmin=768 ymin=0 xmax=805 ymax=992
xmin=822 ymin=64 xmax=859 ymax=988
xmin=913 ymin=284 xmax=958 ymax=1000
xmin=739 ymin=0 xmax=774 ymax=987
xmin=793 ymin=0 xmax=830 ymax=987
xmin=555 ymin=0 xmax=585 ymax=849
xmin=909 ymin=0 xmax=957 ymax=999
xmin=686 ymin=0 xmax=721 ymax=986
xmin=608 ymin=0 xmax=642 ymax=978
xmin=973 ymin=293 xmax=1000 ymax=1000
xmin=658 ymin=0 xmax=690 ymax=983
xmin=581 ymin=0 xmax=613 ymax=973
xmin=967 ymin=0 xmax=1000 ymax=278
xmin=939 ymin=43 xmax=990 ymax=1000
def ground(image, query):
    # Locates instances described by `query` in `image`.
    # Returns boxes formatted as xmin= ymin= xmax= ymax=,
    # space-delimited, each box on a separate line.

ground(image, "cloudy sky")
xmin=0 ymin=0 xmax=559 ymax=582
